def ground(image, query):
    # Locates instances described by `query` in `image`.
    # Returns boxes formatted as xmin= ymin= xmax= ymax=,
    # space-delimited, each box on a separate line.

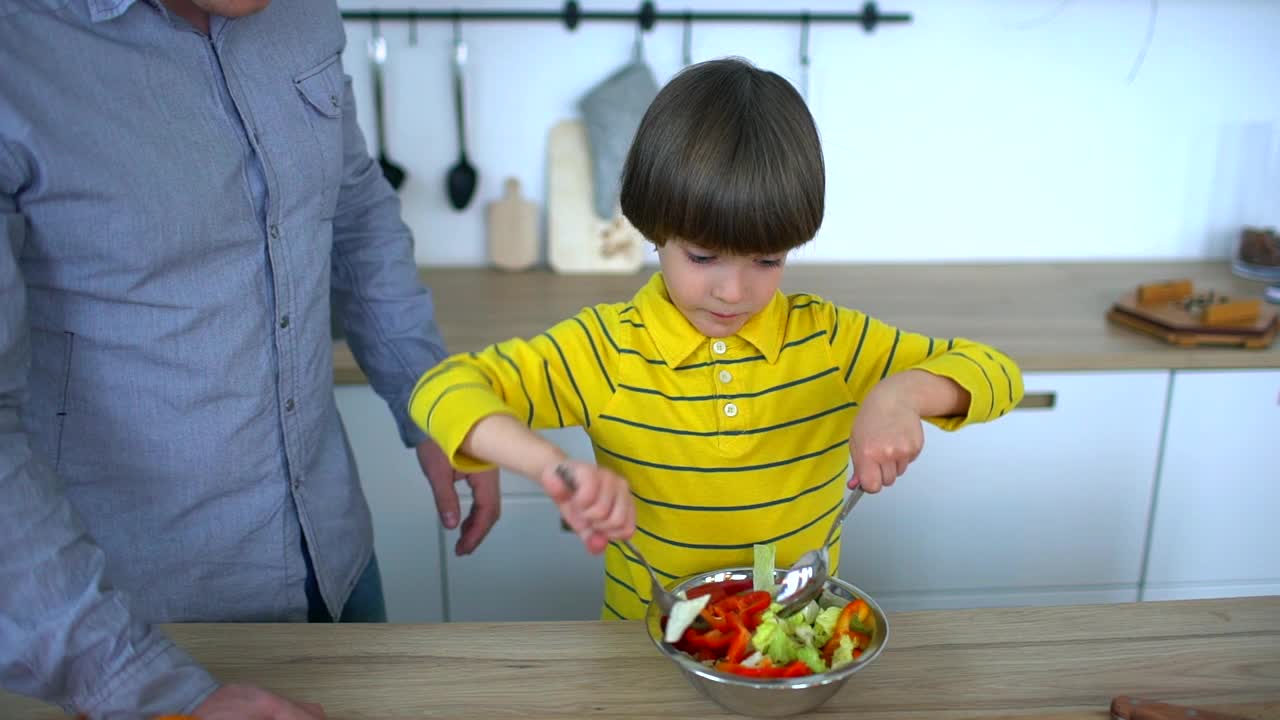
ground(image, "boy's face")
xmin=657 ymin=239 xmax=787 ymax=338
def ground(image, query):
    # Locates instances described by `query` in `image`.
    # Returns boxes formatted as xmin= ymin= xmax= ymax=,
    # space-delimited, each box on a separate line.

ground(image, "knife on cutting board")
xmin=1111 ymin=695 xmax=1252 ymax=720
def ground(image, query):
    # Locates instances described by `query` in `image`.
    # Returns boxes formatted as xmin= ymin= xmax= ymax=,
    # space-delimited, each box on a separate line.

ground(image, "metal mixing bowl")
xmin=644 ymin=567 xmax=889 ymax=718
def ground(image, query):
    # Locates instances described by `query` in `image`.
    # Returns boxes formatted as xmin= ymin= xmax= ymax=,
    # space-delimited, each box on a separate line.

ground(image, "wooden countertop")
xmin=2 ymin=596 xmax=1276 ymax=719
xmin=334 ymin=261 xmax=1280 ymax=384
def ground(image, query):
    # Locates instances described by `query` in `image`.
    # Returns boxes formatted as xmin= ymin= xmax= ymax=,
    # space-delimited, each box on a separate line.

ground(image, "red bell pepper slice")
xmin=687 ymin=578 xmax=754 ymax=604
xmin=735 ymin=590 xmax=772 ymax=629
xmin=821 ymin=629 xmax=870 ymax=658
xmin=738 ymin=590 xmax=771 ymax=614
xmin=683 ymin=626 xmax=733 ymax=651
xmin=715 ymin=659 xmax=813 ymax=679
xmin=699 ymin=603 xmax=733 ymax=632
xmin=724 ymin=613 xmax=751 ymax=663
xmin=779 ymin=659 xmax=813 ymax=677
xmin=833 ymin=599 xmax=871 ymax=636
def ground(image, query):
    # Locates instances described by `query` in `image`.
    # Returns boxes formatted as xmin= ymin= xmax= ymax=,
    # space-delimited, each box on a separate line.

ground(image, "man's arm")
xmin=0 ymin=151 xmax=217 ymax=716
xmin=329 ymin=71 xmax=445 ymax=448
xmin=327 ymin=61 xmax=501 ymax=552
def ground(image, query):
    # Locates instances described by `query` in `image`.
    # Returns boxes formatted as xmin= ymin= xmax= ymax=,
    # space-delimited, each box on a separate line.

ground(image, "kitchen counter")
xmin=333 ymin=261 xmax=1280 ymax=384
xmin=4 ymin=596 xmax=1277 ymax=719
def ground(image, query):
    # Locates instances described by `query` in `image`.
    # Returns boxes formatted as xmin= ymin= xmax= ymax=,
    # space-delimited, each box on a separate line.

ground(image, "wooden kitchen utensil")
xmin=546 ymin=119 xmax=645 ymax=274
xmin=486 ymin=177 xmax=538 ymax=271
xmin=1107 ymin=278 xmax=1277 ymax=349
xmin=1111 ymin=695 xmax=1251 ymax=720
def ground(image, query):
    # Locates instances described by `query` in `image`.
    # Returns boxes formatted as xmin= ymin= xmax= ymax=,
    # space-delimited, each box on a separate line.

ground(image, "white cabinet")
xmin=336 ymin=388 xmax=601 ymax=623
xmin=439 ymin=426 xmax=605 ymax=620
xmin=333 ymin=386 xmax=445 ymax=623
xmin=1141 ymin=369 xmax=1280 ymax=601
xmin=839 ymin=371 xmax=1171 ymax=612
xmin=341 ymin=367 xmax=1278 ymax=621
xmin=444 ymin=495 xmax=605 ymax=621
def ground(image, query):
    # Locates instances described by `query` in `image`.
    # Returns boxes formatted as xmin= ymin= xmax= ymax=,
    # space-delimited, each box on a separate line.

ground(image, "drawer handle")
xmin=1014 ymin=391 xmax=1056 ymax=410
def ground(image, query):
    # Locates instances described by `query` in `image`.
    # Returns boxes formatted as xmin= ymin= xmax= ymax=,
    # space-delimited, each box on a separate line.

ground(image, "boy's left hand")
xmin=848 ymin=379 xmax=925 ymax=493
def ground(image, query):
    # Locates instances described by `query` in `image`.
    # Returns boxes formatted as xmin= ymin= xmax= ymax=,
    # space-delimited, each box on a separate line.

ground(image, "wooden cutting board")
xmin=546 ymin=119 xmax=645 ymax=274
xmin=1107 ymin=281 xmax=1278 ymax=349
xmin=486 ymin=177 xmax=538 ymax=271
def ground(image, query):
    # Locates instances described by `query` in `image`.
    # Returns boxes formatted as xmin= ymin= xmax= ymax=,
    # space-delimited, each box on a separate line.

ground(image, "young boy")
xmin=409 ymin=58 xmax=1023 ymax=620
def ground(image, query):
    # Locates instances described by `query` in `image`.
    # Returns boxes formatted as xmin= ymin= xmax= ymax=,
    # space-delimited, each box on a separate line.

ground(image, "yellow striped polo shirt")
xmin=409 ymin=272 xmax=1024 ymax=620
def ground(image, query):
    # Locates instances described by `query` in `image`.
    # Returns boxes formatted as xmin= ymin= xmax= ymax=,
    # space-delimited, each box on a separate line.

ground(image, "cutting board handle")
xmin=1111 ymin=695 xmax=1250 ymax=720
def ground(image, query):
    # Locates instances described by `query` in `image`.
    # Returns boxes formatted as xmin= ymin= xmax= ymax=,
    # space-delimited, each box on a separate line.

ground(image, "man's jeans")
xmin=303 ymin=537 xmax=387 ymax=623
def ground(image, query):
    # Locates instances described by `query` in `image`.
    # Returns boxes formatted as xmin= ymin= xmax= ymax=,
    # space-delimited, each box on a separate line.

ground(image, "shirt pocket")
xmin=26 ymin=327 xmax=74 ymax=472
xmin=293 ymin=53 xmax=346 ymax=215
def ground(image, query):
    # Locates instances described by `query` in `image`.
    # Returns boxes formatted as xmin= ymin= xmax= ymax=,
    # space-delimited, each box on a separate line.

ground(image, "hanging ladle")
xmin=446 ymin=16 xmax=478 ymax=210
xmin=370 ymin=19 xmax=406 ymax=190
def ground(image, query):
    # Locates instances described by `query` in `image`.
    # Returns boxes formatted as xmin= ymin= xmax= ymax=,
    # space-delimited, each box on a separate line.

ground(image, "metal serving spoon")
xmin=772 ymin=486 xmax=864 ymax=617
xmin=553 ymin=464 xmax=678 ymax=615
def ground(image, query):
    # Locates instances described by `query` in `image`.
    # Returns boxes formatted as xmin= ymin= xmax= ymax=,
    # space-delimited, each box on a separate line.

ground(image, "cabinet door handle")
xmin=1014 ymin=391 xmax=1056 ymax=410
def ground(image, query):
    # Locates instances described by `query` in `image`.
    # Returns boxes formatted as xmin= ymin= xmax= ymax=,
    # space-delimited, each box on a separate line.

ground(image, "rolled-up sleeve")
xmin=329 ymin=70 xmax=446 ymax=448
xmin=0 ymin=151 xmax=217 ymax=717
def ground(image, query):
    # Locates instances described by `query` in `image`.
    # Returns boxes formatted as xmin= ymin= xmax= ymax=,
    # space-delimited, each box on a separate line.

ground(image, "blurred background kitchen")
xmin=330 ymin=1 xmax=1280 ymax=623
xmin=337 ymin=0 xmax=1278 ymax=266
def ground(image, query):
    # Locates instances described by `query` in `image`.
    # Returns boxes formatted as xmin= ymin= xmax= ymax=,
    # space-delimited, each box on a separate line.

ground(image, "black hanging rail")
xmin=339 ymin=2 xmax=911 ymax=33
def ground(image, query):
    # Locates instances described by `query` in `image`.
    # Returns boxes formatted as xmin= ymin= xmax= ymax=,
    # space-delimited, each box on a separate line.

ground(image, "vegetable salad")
xmin=661 ymin=545 xmax=874 ymax=679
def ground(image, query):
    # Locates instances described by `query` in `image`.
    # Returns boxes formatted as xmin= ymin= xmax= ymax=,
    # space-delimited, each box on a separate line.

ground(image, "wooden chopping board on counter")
xmin=1107 ymin=278 xmax=1278 ymax=348
xmin=546 ymin=119 xmax=645 ymax=274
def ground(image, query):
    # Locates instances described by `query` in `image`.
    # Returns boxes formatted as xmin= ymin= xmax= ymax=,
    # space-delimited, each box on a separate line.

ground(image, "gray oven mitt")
xmin=578 ymin=60 xmax=659 ymax=219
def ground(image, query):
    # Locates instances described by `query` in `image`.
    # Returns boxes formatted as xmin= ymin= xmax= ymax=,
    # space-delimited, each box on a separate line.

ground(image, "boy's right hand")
xmin=539 ymin=461 xmax=635 ymax=555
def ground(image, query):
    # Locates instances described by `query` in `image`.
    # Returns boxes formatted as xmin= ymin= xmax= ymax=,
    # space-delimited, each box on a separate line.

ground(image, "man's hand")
xmin=190 ymin=684 xmax=324 ymax=719
xmin=416 ymin=439 xmax=501 ymax=555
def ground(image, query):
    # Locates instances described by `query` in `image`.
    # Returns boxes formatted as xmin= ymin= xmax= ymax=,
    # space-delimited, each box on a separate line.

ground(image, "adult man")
xmin=0 ymin=0 xmax=499 ymax=717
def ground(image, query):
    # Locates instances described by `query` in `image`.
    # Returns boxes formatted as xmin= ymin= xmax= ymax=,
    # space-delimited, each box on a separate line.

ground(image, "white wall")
xmin=336 ymin=0 xmax=1280 ymax=266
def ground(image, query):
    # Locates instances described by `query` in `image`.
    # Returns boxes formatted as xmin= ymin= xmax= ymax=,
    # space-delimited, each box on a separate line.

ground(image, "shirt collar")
xmin=632 ymin=273 xmax=789 ymax=368
xmin=87 ymin=0 xmax=232 ymax=37
xmin=87 ymin=0 xmax=148 ymax=23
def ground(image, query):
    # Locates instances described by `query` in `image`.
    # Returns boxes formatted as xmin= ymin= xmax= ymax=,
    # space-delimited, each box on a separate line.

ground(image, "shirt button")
xmin=724 ymin=402 xmax=739 ymax=418
xmin=292 ymin=479 xmax=300 ymax=491
xmin=285 ymin=398 xmax=295 ymax=412
xmin=329 ymin=94 xmax=340 ymax=108
xmin=718 ymin=370 xmax=732 ymax=383
xmin=712 ymin=340 xmax=727 ymax=354
xmin=279 ymin=315 xmax=290 ymax=329
xmin=269 ymin=225 xmax=280 ymax=239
